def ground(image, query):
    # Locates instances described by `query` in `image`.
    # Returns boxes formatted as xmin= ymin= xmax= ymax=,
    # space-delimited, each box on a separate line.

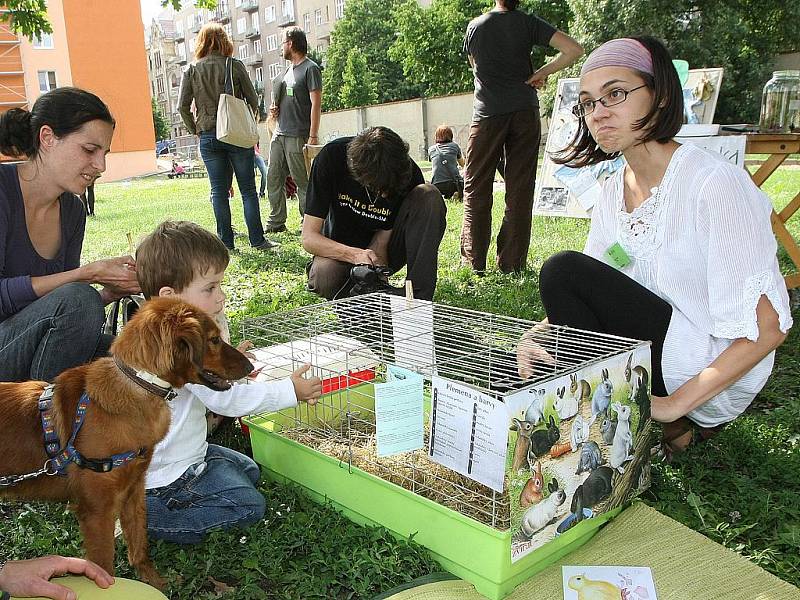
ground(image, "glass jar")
xmin=759 ymin=70 xmax=800 ymax=134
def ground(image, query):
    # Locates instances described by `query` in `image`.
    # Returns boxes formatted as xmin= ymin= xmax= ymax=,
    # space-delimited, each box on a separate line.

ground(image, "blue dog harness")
xmin=38 ymin=384 xmax=147 ymax=475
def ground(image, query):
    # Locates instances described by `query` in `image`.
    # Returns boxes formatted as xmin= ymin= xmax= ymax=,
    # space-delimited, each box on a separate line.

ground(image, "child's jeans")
xmin=145 ymin=444 xmax=266 ymax=544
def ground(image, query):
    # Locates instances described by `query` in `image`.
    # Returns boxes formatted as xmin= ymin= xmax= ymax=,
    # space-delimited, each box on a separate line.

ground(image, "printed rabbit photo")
xmin=520 ymin=479 xmax=566 ymax=539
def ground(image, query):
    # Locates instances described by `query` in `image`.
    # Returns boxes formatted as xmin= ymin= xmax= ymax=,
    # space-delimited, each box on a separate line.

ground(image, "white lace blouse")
xmin=584 ymin=143 xmax=793 ymax=427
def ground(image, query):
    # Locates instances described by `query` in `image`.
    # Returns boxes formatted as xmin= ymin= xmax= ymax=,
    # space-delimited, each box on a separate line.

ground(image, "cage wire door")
xmin=242 ymin=293 xmax=651 ymax=540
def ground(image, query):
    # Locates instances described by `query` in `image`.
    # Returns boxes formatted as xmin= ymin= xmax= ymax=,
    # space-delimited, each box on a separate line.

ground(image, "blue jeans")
xmin=254 ymin=152 xmax=267 ymax=196
xmin=146 ymin=444 xmax=266 ymax=544
xmin=199 ymin=131 xmax=266 ymax=249
xmin=0 ymin=282 xmax=110 ymax=382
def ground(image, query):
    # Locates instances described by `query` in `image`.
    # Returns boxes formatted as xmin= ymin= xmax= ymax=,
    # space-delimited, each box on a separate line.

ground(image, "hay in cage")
xmin=281 ymin=420 xmax=512 ymax=530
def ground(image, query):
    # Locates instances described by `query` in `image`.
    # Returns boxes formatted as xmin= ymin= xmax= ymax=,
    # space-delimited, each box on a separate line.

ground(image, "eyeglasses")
xmin=571 ymin=84 xmax=648 ymax=118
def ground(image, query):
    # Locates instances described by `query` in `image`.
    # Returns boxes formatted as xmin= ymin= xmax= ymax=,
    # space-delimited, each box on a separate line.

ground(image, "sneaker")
xmin=253 ymin=239 xmax=280 ymax=250
xmin=264 ymin=224 xmax=287 ymax=233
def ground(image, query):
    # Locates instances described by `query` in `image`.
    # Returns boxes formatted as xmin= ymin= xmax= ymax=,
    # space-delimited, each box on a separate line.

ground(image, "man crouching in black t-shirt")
xmin=302 ymin=126 xmax=447 ymax=301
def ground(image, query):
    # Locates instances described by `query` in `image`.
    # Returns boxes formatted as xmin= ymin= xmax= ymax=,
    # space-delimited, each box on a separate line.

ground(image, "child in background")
xmin=428 ymin=125 xmax=465 ymax=200
xmin=135 ymin=220 xmax=322 ymax=543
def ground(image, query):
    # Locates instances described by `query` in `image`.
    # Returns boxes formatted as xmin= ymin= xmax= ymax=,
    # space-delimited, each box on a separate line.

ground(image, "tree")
xmin=339 ymin=48 xmax=379 ymax=108
xmin=390 ymin=0 xmax=483 ymax=98
xmin=322 ymin=0 xmax=419 ymax=111
xmin=567 ymin=0 xmax=800 ymax=124
xmin=152 ymin=98 xmax=170 ymax=141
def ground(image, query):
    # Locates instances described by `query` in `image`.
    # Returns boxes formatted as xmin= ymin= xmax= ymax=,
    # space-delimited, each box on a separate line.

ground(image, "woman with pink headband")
xmin=519 ymin=36 xmax=792 ymax=456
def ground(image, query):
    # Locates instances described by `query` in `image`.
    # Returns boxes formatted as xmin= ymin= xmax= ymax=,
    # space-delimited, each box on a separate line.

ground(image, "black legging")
xmin=539 ymin=250 xmax=672 ymax=396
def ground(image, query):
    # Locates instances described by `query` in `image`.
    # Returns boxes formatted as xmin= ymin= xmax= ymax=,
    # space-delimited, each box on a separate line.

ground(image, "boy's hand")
xmin=291 ymin=364 xmax=322 ymax=405
xmin=237 ymin=340 xmax=256 ymax=360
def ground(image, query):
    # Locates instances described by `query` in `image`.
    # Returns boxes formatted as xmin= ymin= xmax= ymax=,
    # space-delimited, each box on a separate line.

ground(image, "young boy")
xmin=135 ymin=220 xmax=321 ymax=544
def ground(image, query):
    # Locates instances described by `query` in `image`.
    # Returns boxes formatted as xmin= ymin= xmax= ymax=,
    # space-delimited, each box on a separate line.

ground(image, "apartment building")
xmin=0 ymin=0 xmax=156 ymax=180
xmin=145 ymin=10 xmax=187 ymax=139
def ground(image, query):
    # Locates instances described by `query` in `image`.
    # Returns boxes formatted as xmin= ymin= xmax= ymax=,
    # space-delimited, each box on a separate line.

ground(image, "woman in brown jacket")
xmin=178 ymin=23 xmax=274 ymax=250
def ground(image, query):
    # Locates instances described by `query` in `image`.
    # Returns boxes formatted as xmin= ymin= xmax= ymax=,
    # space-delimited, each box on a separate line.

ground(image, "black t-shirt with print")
xmin=305 ymin=137 xmax=424 ymax=249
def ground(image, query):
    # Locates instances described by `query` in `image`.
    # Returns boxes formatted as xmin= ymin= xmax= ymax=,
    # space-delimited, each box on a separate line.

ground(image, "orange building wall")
xmin=61 ymin=0 xmax=154 ymax=155
xmin=18 ymin=0 xmax=73 ymax=106
xmin=0 ymin=20 xmax=25 ymax=108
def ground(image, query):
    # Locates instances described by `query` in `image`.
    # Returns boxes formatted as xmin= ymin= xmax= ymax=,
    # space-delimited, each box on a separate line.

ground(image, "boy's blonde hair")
xmin=136 ymin=221 xmax=230 ymax=299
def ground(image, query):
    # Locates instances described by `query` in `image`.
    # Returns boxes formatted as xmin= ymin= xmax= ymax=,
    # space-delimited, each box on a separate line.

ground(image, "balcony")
xmin=316 ymin=20 xmax=331 ymax=40
xmin=241 ymin=0 xmax=259 ymax=13
xmin=213 ymin=6 xmax=230 ymax=23
xmin=175 ymin=30 xmax=185 ymax=42
xmin=177 ymin=55 xmax=188 ymax=66
xmin=244 ymin=52 xmax=262 ymax=66
xmin=278 ymin=12 xmax=296 ymax=26
xmin=245 ymin=27 xmax=261 ymax=39
xmin=190 ymin=22 xmax=201 ymax=34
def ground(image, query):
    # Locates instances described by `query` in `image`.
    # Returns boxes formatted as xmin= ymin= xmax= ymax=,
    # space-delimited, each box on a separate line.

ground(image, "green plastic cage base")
xmin=244 ymin=414 xmax=621 ymax=600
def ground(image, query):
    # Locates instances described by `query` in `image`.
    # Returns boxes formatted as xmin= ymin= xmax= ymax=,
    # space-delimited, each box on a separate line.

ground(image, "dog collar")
xmin=113 ymin=356 xmax=177 ymax=400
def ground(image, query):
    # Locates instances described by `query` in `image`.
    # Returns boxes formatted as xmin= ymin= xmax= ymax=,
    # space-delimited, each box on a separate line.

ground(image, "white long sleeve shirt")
xmin=146 ymin=378 xmax=296 ymax=489
xmin=585 ymin=143 xmax=793 ymax=427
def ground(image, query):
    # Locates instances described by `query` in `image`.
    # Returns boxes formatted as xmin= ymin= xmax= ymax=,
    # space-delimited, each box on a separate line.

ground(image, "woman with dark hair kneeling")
xmin=519 ymin=37 xmax=792 ymax=456
xmin=0 ymin=87 xmax=140 ymax=383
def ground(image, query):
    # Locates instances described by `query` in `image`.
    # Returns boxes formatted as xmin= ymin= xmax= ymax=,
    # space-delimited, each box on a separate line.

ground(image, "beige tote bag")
xmin=216 ymin=57 xmax=259 ymax=148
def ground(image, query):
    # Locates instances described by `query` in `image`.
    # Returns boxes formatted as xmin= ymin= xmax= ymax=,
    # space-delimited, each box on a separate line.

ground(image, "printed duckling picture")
xmin=562 ymin=565 xmax=658 ymax=600
xmin=507 ymin=349 xmax=652 ymax=562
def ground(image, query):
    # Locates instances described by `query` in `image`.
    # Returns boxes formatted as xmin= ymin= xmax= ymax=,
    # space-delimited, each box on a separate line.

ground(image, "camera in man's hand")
xmin=348 ymin=264 xmax=403 ymax=297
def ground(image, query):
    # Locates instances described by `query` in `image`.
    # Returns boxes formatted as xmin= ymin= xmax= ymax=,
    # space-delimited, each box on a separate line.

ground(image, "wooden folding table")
xmin=743 ymin=133 xmax=800 ymax=289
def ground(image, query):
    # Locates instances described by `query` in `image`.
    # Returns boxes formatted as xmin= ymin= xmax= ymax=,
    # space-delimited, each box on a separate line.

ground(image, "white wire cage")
xmin=242 ymin=293 xmax=649 ymax=531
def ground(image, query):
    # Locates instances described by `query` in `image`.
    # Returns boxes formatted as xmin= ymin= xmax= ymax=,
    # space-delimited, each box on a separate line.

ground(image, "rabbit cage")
xmin=242 ymin=293 xmax=653 ymax=600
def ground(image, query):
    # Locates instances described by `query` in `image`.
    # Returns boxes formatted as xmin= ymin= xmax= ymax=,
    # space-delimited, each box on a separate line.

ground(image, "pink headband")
xmin=580 ymin=38 xmax=653 ymax=77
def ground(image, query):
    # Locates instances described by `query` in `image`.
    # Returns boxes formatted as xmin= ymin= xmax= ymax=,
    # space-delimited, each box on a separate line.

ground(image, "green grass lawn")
xmin=2 ymin=166 xmax=799 ymax=598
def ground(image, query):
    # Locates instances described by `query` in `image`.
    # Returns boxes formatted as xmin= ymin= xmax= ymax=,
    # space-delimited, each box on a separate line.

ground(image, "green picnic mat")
xmin=378 ymin=502 xmax=800 ymax=600
xmin=12 ymin=576 xmax=167 ymax=599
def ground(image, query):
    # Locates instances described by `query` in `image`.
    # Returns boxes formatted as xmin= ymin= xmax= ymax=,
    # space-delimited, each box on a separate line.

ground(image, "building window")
xmin=304 ymin=12 xmax=310 ymax=32
xmin=281 ymin=0 xmax=293 ymax=18
xmin=251 ymin=12 xmax=259 ymax=29
xmin=335 ymin=0 xmax=345 ymax=19
xmin=156 ymin=77 xmax=165 ymax=94
xmin=189 ymin=38 xmax=196 ymax=53
xmin=239 ymin=44 xmax=249 ymax=60
xmin=175 ymin=22 xmax=184 ymax=37
xmin=237 ymin=17 xmax=247 ymax=34
xmin=265 ymin=5 xmax=276 ymax=22
xmin=32 ymin=33 xmax=54 ymax=48
xmin=269 ymin=62 xmax=283 ymax=79
xmin=38 ymin=71 xmax=57 ymax=92
xmin=235 ymin=0 xmax=242 ymax=6
xmin=224 ymin=24 xmax=232 ymax=38
xmin=255 ymin=66 xmax=263 ymax=83
xmin=155 ymin=52 xmax=162 ymax=69
xmin=266 ymin=34 xmax=278 ymax=51
xmin=314 ymin=9 xmax=322 ymax=25
xmin=253 ymin=39 xmax=262 ymax=54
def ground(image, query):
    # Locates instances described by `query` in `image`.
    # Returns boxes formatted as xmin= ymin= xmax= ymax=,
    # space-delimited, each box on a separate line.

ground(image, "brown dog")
xmin=0 ymin=297 xmax=253 ymax=588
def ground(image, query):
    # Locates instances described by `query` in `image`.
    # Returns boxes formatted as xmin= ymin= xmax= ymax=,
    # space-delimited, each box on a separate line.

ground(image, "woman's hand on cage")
xmin=291 ymin=363 xmax=322 ymax=405
xmin=516 ymin=322 xmax=556 ymax=380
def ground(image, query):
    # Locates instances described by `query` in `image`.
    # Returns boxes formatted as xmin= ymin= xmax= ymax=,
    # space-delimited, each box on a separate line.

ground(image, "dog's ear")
xmin=158 ymin=302 xmax=207 ymax=385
